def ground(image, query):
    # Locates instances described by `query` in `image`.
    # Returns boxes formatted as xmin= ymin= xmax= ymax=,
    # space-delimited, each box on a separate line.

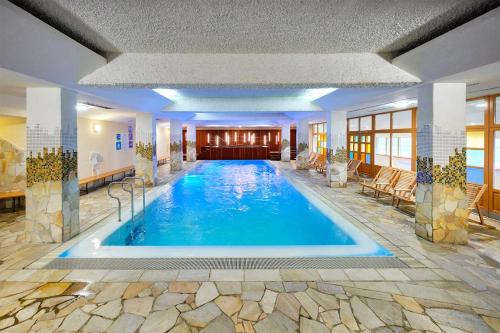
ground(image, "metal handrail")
xmin=107 ymin=181 xmax=133 ymax=222
xmin=124 ymin=177 xmax=146 ymax=212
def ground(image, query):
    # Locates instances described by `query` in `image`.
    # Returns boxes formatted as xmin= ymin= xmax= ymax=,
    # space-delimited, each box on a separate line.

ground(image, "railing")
xmin=107 ymin=181 xmax=134 ymax=222
xmin=124 ymin=177 xmax=146 ymax=212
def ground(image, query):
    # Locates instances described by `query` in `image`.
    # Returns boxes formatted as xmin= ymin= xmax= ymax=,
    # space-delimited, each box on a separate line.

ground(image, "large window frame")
xmin=347 ymin=108 xmax=417 ymax=176
xmin=311 ymin=122 xmax=327 ymax=155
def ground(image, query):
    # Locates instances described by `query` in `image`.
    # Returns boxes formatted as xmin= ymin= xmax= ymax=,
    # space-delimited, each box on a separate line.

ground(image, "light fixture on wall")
xmin=92 ymin=123 xmax=102 ymax=134
xmin=207 ymin=133 xmax=210 ymax=144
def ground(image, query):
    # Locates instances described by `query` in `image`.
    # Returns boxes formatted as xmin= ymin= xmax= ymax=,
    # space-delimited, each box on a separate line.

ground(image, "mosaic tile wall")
xmin=170 ymin=141 xmax=183 ymax=171
xmin=186 ymin=141 xmax=196 ymax=162
xmin=281 ymin=139 xmax=290 ymax=162
xmin=0 ymin=138 xmax=25 ymax=193
xmin=327 ymin=147 xmax=348 ymax=188
xmin=25 ymin=125 xmax=79 ymax=243
xmin=296 ymin=142 xmax=309 ymax=170
xmin=415 ymin=126 xmax=467 ymax=244
xmin=135 ymin=127 xmax=158 ymax=187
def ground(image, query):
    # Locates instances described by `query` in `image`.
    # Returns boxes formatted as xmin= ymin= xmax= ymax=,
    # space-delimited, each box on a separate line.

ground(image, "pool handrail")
xmin=107 ymin=181 xmax=134 ymax=222
xmin=124 ymin=176 xmax=146 ymax=212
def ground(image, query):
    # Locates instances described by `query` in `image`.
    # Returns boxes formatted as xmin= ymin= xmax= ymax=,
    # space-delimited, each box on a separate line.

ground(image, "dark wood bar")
xmin=201 ymin=146 xmax=270 ymax=160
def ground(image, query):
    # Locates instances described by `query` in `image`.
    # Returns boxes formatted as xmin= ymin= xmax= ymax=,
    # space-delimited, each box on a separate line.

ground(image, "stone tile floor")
xmin=0 ymin=162 xmax=499 ymax=332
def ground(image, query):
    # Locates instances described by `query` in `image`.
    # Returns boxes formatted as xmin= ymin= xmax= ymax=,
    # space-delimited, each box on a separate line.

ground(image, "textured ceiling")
xmin=9 ymin=0 xmax=499 ymax=58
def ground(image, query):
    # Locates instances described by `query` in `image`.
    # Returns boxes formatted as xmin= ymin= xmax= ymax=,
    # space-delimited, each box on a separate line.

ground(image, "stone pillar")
xmin=416 ymin=83 xmax=468 ymax=244
xmin=186 ymin=124 xmax=197 ymax=162
xmin=25 ymin=88 xmax=79 ymax=243
xmin=170 ymin=120 xmax=183 ymax=171
xmin=281 ymin=123 xmax=291 ymax=162
xmin=326 ymin=111 xmax=348 ymax=187
xmin=296 ymin=119 xmax=309 ymax=169
xmin=135 ymin=113 xmax=157 ymax=187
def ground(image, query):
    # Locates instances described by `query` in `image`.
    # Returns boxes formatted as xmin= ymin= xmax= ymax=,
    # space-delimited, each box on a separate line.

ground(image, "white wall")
xmin=0 ymin=116 xmax=26 ymax=148
xmin=156 ymin=124 xmax=170 ymax=160
xmin=78 ymin=118 xmax=135 ymax=179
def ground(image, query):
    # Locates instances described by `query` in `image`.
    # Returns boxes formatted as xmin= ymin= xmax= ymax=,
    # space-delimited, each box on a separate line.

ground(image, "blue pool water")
xmin=96 ymin=160 xmax=389 ymax=256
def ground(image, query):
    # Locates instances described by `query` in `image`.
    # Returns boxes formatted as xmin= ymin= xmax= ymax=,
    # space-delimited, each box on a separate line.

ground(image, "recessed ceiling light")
xmin=389 ymin=99 xmax=417 ymax=109
xmin=153 ymin=89 xmax=182 ymax=100
xmin=303 ymin=88 xmax=338 ymax=101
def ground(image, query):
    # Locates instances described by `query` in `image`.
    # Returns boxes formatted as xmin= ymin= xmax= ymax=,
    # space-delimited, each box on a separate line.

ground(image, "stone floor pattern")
xmin=0 ymin=162 xmax=499 ymax=332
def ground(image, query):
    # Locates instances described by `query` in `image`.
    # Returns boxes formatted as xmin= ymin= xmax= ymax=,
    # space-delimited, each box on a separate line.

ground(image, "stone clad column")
xmin=186 ymin=124 xmax=197 ymax=162
xmin=296 ymin=119 xmax=309 ymax=169
xmin=416 ymin=83 xmax=468 ymax=244
xmin=281 ymin=123 xmax=291 ymax=162
xmin=170 ymin=120 xmax=183 ymax=171
xmin=25 ymin=88 xmax=79 ymax=243
xmin=326 ymin=111 xmax=348 ymax=187
xmin=135 ymin=113 xmax=157 ymax=187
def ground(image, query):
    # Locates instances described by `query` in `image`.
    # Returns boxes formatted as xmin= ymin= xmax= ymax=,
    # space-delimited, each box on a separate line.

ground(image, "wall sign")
xmin=115 ymin=133 xmax=122 ymax=151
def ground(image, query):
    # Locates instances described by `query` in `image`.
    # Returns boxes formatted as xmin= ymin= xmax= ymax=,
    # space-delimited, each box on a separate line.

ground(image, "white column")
xmin=135 ymin=113 xmax=157 ymax=187
xmin=25 ymin=88 xmax=79 ymax=243
xmin=326 ymin=111 xmax=348 ymax=187
xmin=186 ymin=124 xmax=197 ymax=162
xmin=281 ymin=123 xmax=291 ymax=162
xmin=170 ymin=120 xmax=183 ymax=171
xmin=296 ymin=119 xmax=309 ymax=169
xmin=416 ymin=83 xmax=467 ymax=244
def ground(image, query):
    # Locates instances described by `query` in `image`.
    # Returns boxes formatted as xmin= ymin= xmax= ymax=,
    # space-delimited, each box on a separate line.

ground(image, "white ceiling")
xmin=1 ymin=0 xmax=500 ymax=127
xmin=9 ymin=0 xmax=496 ymax=57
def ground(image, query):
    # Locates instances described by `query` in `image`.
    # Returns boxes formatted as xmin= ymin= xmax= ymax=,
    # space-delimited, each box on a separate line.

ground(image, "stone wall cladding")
xmin=296 ymin=142 xmax=309 ymax=169
xmin=170 ymin=140 xmax=183 ymax=171
xmin=186 ymin=140 xmax=196 ymax=162
xmin=25 ymin=125 xmax=79 ymax=244
xmin=327 ymin=147 xmax=348 ymax=188
xmin=416 ymin=126 xmax=467 ymax=244
xmin=281 ymin=139 xmax=290 ymax=162
xmin=0 ymin=138 xmax=26 ymax=192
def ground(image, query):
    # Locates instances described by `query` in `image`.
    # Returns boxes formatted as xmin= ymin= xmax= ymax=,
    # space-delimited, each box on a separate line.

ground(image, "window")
xmin=311 ymin=122 xmax=327 ymax=155
xmin=375 ymin=114 xmax=390 ymax=130
xmin=348 ymin=109 xmax=415 ymax=174
xmin=360 ymin=117 xmax=372 ymax=131
xmin=391 ymin=133 xmax=412 ymax=170
xmin=466 ymin=131 xmax=485 ymax=184
xmin=495 ymin=97 xmax=500 ymax=125
xmin=393 ymin=110 xmax=412 ymax=129
xmin=374 ymin=133 xmax=390 ymax=166
xmin=349 ymin=118 xmax=359 ymax=131
xmin=467 ymin=99 xmax=487 ymax=126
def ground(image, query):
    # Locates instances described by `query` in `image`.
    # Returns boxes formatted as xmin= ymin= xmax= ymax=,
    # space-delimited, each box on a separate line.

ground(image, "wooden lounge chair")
xmin=393 ymin=183 xmax=416 ymax=208
xmin=384 ymin=170 xmax=416 ymax=203
xmin=360 ymin=166 xmax=399 ymax=197
xmin=314 ymin=154 xmax=327 ymax=175
xmin=307 ymin=153 xmax=319 ymax=169
xmin=466 ymin=183 xmax=492 ymax=228
xmin=347 ymin=160 xmax=362 ymax=180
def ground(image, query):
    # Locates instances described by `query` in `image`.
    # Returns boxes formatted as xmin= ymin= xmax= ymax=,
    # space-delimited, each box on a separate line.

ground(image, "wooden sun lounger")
xmin=467 ymin=183 xmax=492 ymax=228
xmin=314 ymin=154 xmax=327 ymax=175
xmin=347 ymin=160 xmax=362 ymax=180
xmin=376 ymin=169 xmax=416 ymax=200
xmin=385 ymin=170 xmax=416 ymax=204
xmin=360 ymin=166 xmax=398 ymax=197
xmin=307 ymin=153 xmax=319 ymax=169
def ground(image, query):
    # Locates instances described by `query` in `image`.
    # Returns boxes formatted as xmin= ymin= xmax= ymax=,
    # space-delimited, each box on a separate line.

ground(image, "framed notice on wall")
xmin=128 ymin=125 xmax=134 ymax=148
xmin=115 ymin=133 xmax=122 ymax=151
